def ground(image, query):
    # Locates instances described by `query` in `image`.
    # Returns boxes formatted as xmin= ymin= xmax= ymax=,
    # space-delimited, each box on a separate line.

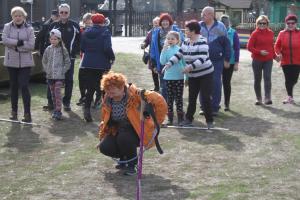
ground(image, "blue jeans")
xmin=47 ymin=58 xmax=75 ymax=106
xmin=200 ymin=59 xmax=223 ymax=112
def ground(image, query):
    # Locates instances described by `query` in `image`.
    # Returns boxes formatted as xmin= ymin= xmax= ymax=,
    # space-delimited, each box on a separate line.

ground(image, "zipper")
xmin=18 ymin=31 xmax=21 ymax=68
xmin=289 ymin=31 xmax=293 ymax=64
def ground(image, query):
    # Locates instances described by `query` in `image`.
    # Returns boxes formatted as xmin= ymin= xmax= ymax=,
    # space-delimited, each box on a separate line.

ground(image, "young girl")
xmin=42 ymin=29 xmax=71 ymax=120
xmin=160 ymin=31 xmax=185 ymax=125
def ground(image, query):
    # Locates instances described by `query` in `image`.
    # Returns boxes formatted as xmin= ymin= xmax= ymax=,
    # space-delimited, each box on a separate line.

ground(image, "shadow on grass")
xmin=47 ymin=110 xmax=99 ymax=143
xmin=4 ymin=124 xmax=42 ymax=153
xmin=223 ymin=110 xmax=274 ymax=137
xmin=261 ymin=105 xmax=300 ymax=119
xmin=104 ymin=171 xmax=189 ymax=200
xmin=177 ymin=122 xmax=245 ymax=151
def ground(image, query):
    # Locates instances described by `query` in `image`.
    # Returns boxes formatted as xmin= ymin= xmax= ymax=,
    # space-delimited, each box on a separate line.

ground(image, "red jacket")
xmin=274 ymin=29 xmax=300 ymax=66
xmin=247 ymin=28 xmax=275 ymax=61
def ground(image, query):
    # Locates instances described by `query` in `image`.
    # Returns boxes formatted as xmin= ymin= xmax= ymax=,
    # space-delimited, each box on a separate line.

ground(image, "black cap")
xmin=51 ymin=10 xmax=58 ymax=16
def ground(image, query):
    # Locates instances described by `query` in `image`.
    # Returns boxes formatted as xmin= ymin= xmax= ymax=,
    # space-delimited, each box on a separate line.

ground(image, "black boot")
xmin=9 ymin=111 xmax=18 ymax=121
xmin=177 ymin=112 xmax=184 ymax=125
xmin=22 ymin=113 xmax=32 ymax=123
xmin=84 ymin=108 xmax=93 ymax=122
xmin=167 ymin=112 xmax=173 ymax=125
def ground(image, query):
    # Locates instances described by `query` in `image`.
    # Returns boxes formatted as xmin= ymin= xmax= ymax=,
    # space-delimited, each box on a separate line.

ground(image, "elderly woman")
xmin=163 ymin=20 xmax=214 ymax=128
xmin=80 ymin=13 xmax=115 ymax=122
xmin=275 ymin=14 xmax=300 ymax=104
xmin=2 ymin=6 xmax=35 ymax=122
xmin=247 ymin=15 xmax=276 ymax=105
xmin=96 ymin=71 xmax=167 ymax=175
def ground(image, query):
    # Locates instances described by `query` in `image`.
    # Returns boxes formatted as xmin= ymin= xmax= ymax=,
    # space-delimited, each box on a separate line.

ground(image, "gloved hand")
xmin=17 ymin=40 xmax=24 ymax=47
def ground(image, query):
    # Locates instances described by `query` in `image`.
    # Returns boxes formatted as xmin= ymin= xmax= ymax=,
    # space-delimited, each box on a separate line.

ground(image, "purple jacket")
xmin=2 ymin=22 xmax=35 ymax=68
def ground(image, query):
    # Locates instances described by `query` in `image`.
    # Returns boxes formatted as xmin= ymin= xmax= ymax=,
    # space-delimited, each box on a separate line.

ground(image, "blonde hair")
xmin=11 ymin=6 xmax=27 ymax=17
xmin=82 ymin=13 xmax=92 ymax=23
xmin=162 ymin=31 xmax=180 ymax=51
xmin=256 ymin=15 xmax=270 ymax=27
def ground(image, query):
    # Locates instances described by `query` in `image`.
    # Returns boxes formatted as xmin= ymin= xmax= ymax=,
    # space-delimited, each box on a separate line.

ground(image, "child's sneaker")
xmin=54 ymin=111 xmax=62 ymax=120
xmin=283 ymin=96 xmax=294 ymax=104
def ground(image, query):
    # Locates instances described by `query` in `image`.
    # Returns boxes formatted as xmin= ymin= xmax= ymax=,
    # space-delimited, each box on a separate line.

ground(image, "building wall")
xmin=269 ymin=0 xmax=300 ymax=23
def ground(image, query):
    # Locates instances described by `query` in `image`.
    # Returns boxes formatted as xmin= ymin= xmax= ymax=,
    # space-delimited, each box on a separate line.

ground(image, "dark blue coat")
xmin=80 ymin=25 xmax=115 ymax=70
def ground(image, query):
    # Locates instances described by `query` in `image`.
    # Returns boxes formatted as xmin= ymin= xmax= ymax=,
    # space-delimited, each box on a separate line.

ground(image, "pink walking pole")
xmin=136 ymin=100 xmax=145 ymax=200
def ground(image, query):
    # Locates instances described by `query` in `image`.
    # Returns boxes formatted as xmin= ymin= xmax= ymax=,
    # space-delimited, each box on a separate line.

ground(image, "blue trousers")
xmin=47 ymin=58 xmax=75 ymax=106
xmin=200 ymin=59 xmax=224 ymax=112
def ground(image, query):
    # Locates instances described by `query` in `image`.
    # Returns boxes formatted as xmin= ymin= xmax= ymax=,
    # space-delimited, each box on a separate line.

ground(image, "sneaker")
xmin=63 ymin=104 xmax=71 ymax=111
xmin=264 ymin=100 xmax=273 ymax=105
xmin=207 ymin=122 xmax=214 ymax=129
xmin=255 ymin=100 xmax=263 ymax=105
xmin=199 ymin=110 xmax=205 ymax=115
xmin=123 ymin=165 xmax=137 ymax=176
xmin=283 ymin=96 xmax=294 ymax=104
xmin=179 ymin=119 xmax=193 ymax=127
xmin=43 ymin=105 xmax=54 ymax=111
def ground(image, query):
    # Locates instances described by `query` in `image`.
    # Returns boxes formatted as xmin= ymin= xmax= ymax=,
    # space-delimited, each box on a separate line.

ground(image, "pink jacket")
xmin=2 ymin=22 xmax=35 ymax=68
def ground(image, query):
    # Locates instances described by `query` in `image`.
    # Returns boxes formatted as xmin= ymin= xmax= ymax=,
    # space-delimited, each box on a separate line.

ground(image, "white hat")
xmin=50 ymin=29 xmax=62 ymax=39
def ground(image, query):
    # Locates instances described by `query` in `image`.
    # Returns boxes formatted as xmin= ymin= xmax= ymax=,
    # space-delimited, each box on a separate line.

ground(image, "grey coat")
xmin=42 ymin=45 xmax=71 ymax=80
xmin=2 ymin=22 xmax=35 ymax=68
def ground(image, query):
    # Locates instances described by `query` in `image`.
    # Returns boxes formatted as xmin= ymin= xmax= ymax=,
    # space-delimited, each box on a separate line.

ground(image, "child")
xmin=42 ymin=29 xmax=71 ymax=120
xmin=160 ymin=31 xmax=185 ymax=125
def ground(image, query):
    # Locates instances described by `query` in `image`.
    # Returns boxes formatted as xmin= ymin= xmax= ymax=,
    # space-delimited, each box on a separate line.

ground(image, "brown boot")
xmin=22 ymin=113 xmax=32 ymax=123
xmin=177 ymin=112 xmax=184 ymax=125
xmin=9 ymin=111 xmax=18 ymax=121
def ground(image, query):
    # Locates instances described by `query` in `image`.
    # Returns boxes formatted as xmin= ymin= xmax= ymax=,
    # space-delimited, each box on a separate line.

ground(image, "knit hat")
xmin=91 ymin=13 xmax=105 ymax=24
xmin=285 ymin=14 xmax=298 ymax=23
xmin=159 ymin=13 xmax=173 ymax=26
xmin=50 ymin=29 xmax=62 ymax=39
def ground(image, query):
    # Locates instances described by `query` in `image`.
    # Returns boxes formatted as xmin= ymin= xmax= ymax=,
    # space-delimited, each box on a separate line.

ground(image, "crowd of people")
xmin=1 ymin=4 xmax=300 ymax=175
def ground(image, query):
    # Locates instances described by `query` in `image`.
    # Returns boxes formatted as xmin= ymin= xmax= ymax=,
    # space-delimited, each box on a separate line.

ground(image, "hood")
xmin=84 ymin=25 xmax=108 ymax=40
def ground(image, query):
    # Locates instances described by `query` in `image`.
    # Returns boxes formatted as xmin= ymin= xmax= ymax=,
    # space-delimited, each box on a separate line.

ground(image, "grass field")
xmin=0 ymin=52 xmax=300 ymax=200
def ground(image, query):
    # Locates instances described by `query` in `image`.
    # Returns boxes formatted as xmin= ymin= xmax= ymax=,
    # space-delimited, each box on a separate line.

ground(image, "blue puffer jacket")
xmin=80 ymin=25 xmax=115 ymax=70
xmin=150 ymin=25 xmax=184 ymax=72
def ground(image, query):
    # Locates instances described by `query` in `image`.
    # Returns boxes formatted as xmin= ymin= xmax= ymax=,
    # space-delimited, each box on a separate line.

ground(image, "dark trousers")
xmin=78 ymin=68 xmax=88 ymax=98
xmin=152 ymin=70 xmax=159 ymax=91
xmin=99 ymin=123 xmax=139 ymax=166
xmin=84 ymin=68 xmax=107 ymax=109
xmin=166 ymin=80 xmax=184 ymax=113
xmin=222 ymin=64 xmax=234 ymax=107
xmin=47 ymin=58 xmax=75 ymax=106
xmin=186 ymin=73 xmax=213 ymax=123
xmin=7 ymin=67 xmax=31 ymax=114
xmin=282 ymin=65 xmax=300 ymax=97
xmin=252 ymin=59 xmax=273 ymax=100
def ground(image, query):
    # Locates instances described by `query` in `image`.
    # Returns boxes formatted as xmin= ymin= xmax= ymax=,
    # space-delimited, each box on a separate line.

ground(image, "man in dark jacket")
xmin=35 ymin=10 xmax=59 ymax=56
xmin=44 ymin=3 xmax=80 ymax=111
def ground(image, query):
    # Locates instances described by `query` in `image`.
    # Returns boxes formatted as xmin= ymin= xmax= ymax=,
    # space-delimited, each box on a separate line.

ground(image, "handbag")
xmin=142 ymin=50 xmax=150 ymax=64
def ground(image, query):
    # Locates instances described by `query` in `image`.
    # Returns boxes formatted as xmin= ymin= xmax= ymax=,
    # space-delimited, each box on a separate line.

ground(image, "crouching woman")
xmin=96 ymin=71 xmax=167 ymax=175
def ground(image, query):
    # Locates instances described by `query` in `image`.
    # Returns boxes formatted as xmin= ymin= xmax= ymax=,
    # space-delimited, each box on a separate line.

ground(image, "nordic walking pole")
xmin=136 ymin=98 xmax=145 ymax=200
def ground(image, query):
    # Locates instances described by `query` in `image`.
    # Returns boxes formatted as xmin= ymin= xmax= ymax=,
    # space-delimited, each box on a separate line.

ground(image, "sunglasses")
xmin=60 ymin=11 xmax=69 ymax=14
xmin=287 ymin=22 xmax=296 ymax=25
xmin=258 ymin=22 xmax=267 ymax=25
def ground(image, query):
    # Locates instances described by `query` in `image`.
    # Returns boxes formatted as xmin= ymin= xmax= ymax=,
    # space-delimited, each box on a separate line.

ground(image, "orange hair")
xmin=101 ymin=71 xmax=127 ymax=91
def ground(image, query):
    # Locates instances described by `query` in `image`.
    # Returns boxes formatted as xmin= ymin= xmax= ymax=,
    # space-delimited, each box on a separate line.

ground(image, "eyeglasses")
xmin=258 ymin=22 xmax=267 ymax=25
xmin=59 ymin=11 xmax=69 ymax=14
xmin=287 ymin=22 xmax=296 ymax=25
